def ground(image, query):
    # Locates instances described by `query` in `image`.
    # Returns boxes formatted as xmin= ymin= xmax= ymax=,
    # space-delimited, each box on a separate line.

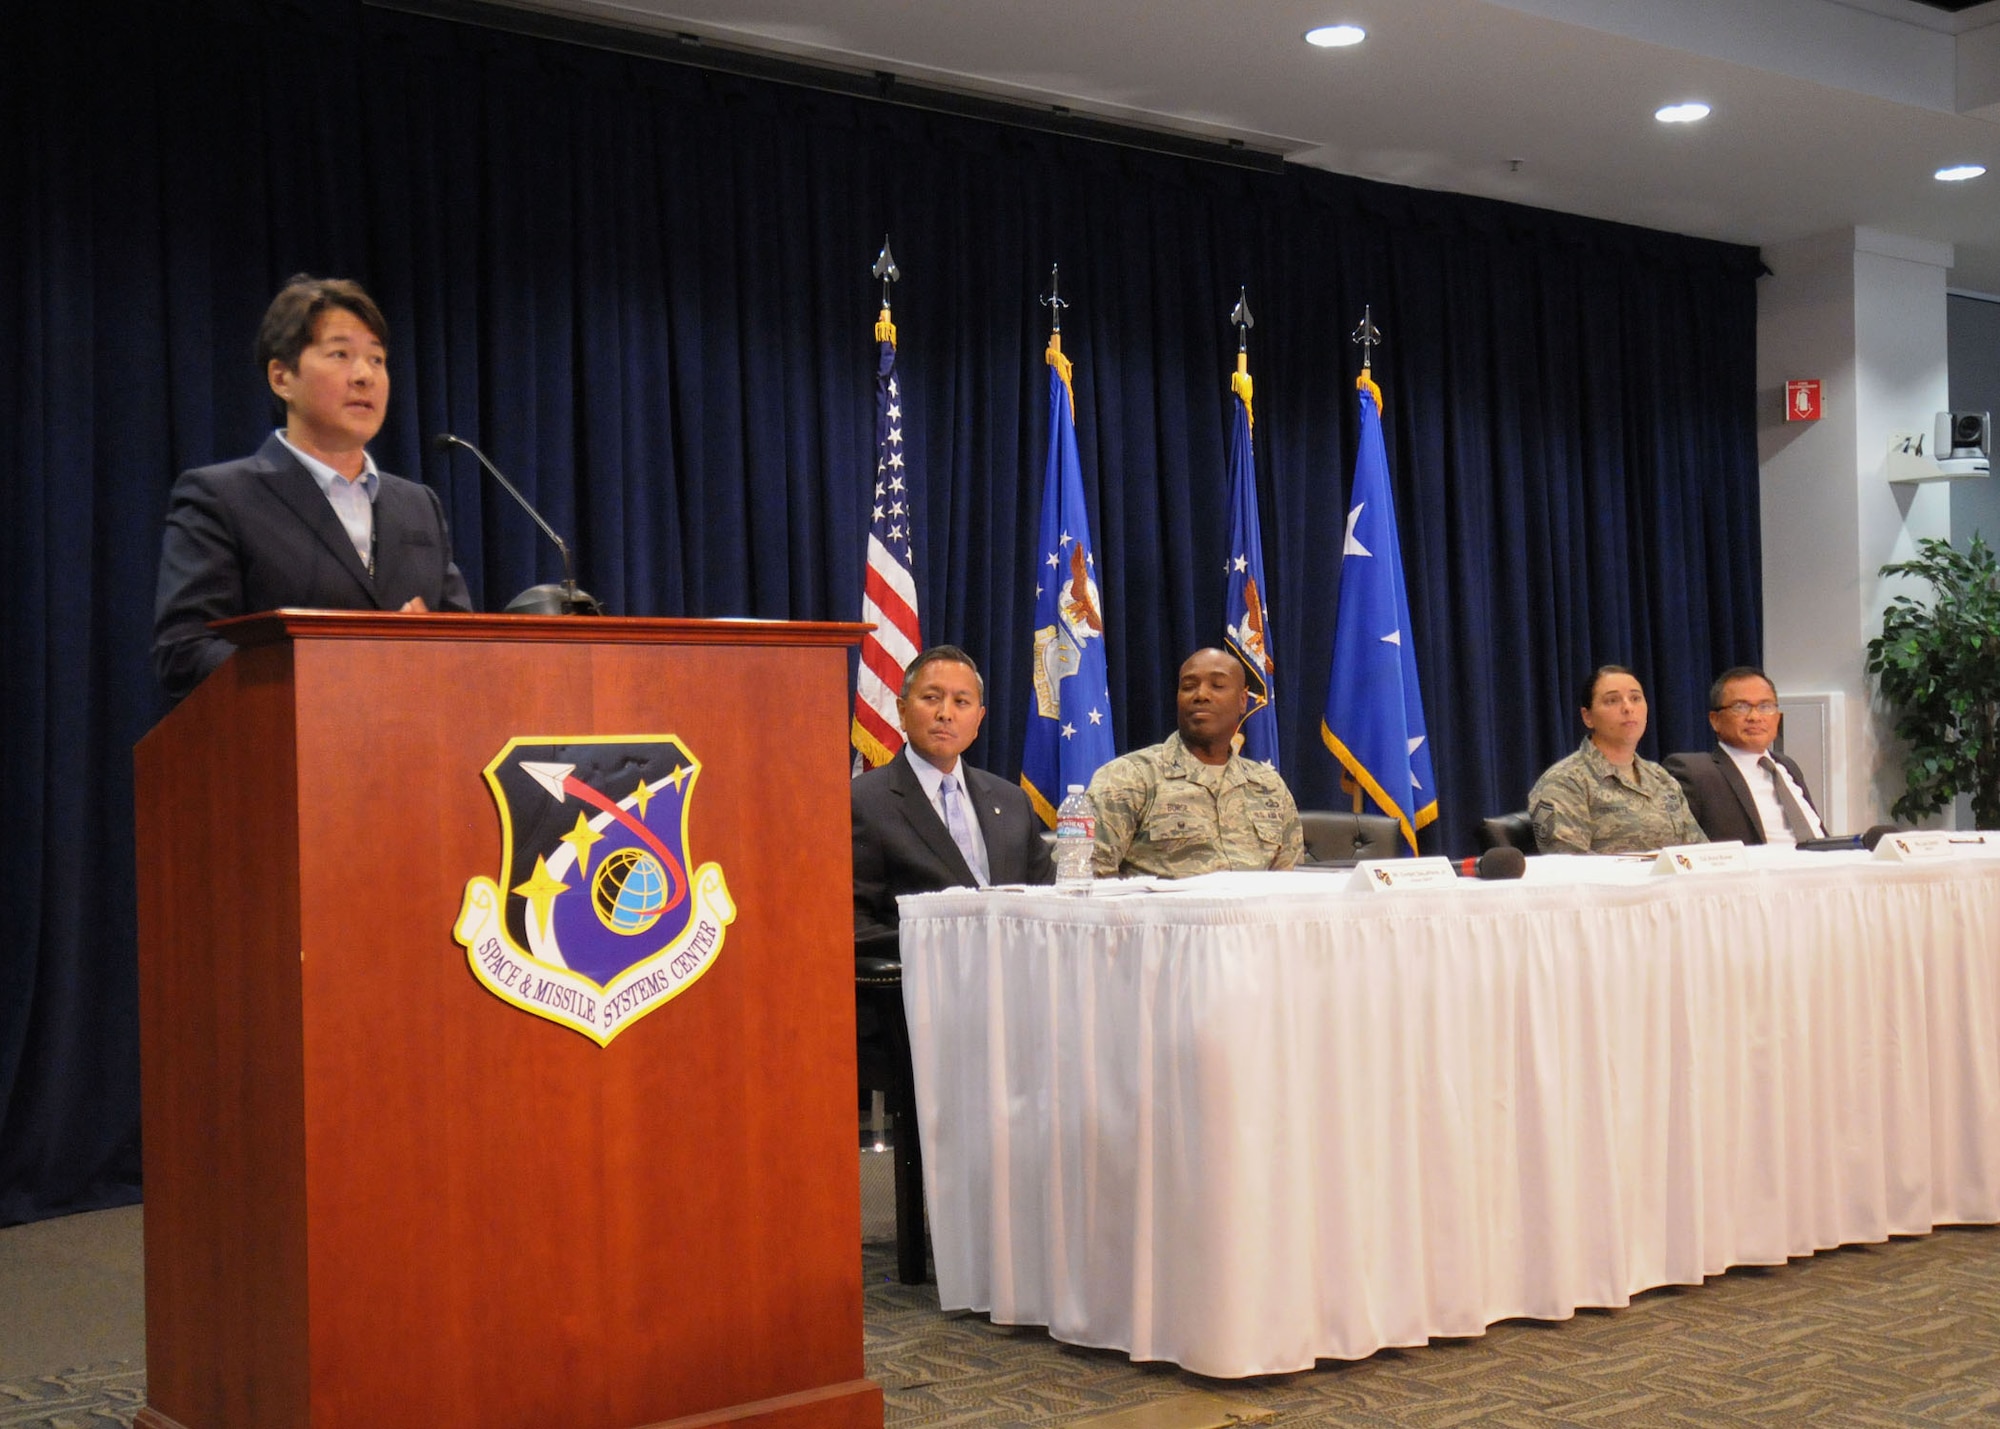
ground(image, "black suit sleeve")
xmin=404 ymin=481 xmax=473 ymax=613
xmin=1663 ymin=751 xmax=1703 ymax=809
xmin=1663 ymin=751 xmax=1733 ymax=840
xmin=152 ymin=467 xmax=249 ymax=702
xmin=1022 ymin=811 xmax=1055 ymax=886
xmin=852 ymin=781 xmax=899 ymax=941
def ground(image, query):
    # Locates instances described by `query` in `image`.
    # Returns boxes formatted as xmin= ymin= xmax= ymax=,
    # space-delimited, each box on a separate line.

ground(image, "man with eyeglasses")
xmin=1665 ymin=667 xmax=1826 ymax=846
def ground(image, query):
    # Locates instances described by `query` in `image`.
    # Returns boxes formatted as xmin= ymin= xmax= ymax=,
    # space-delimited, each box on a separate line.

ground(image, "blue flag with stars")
xmin=1020 ymin=332 xmax=1116 ymax=826
xmin=1222 ymin=355 xmax=1278 ymax=768
xmin=1321 ymin=371 xmax=1437 ymax=852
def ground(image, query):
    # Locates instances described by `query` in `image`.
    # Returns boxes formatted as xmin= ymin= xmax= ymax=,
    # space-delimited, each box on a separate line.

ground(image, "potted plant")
xmin=1865 ymin=533 xmax=2000 ymax=828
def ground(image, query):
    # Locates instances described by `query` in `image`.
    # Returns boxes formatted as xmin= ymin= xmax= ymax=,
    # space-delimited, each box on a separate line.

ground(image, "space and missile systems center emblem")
xmin=453 ymin=735 xmax=736 ymax=1045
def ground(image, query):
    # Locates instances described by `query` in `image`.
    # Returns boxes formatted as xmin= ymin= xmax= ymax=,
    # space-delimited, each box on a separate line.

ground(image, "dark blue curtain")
xmin=0 ymin=0 xmax=1763 ymax=1223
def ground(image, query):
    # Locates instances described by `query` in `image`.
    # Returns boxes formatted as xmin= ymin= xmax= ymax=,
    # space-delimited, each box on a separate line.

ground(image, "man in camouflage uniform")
xmin=1530 ymin=665 xmax=1707 ymax=854
xmin=1089 ymin=648 xmax=1304 ymax=877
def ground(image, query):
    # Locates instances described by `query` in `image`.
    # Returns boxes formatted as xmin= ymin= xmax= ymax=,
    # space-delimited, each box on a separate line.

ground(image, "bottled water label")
xmin=1055 ymin=785 xmax=1095 ymax=889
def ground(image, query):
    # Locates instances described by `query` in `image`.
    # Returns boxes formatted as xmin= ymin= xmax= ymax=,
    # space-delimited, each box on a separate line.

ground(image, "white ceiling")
xmin=497 ymin=0 xmax=2000 ymax=291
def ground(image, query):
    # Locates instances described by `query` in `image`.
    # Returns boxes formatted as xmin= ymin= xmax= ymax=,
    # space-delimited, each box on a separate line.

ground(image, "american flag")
xmin=851 ymin=302 xmax=922 ymax=771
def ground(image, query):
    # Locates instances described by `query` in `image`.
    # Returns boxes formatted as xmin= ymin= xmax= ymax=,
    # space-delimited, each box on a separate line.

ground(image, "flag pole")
xmin=1222 ymin=285 xmax=1279 ymax=766
xmin=1322 ymin=304 xmax=1439 ymax=851
xmin=1041 ymin=262 xmax=1075 ymax=411
xmin=873 ymin=234 xmax=899 ymax=307
xmin=1230 ymin=285 xmax=1255 ymax=409
xmin=1021 ymin=261 xmax=1114 ymax=821
xmin=1343 ymin=306 xmax=1383 ymax=815
xmin=851 ymin=235 xmax=922 ymax=774
xmin=1351 ymin=303 xmax=1382 ymax=383
xmin=1231 ymin=285 xmax=1255 ymax=405
xmin=1041 ymin=262 xmax=1068 ymax=338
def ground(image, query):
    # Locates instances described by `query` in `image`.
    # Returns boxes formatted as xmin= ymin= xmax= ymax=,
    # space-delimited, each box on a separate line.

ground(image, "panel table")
xmin=900 ymin=853 xmax=2000 ymax=1377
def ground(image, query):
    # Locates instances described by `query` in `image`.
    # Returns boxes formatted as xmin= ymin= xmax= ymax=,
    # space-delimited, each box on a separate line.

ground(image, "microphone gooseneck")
xmin=431 ymin=433 xmax=601 ymax=614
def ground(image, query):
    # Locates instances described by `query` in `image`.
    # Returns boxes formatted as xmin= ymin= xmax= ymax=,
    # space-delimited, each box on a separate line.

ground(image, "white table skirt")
xmin=899 ymin=855 xmax=2000 ymax=1377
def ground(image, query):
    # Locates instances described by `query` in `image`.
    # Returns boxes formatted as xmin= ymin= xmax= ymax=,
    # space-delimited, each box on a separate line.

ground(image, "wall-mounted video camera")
xmin=1888 ymin=412 xmax=1991 ymax=482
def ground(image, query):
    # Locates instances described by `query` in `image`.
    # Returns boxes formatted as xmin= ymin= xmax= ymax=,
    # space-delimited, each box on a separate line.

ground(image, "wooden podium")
xmin=133 ymin=612 xmax=882 ymax=1429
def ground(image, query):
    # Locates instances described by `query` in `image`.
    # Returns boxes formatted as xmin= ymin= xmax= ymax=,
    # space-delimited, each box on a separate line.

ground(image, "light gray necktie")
xmin=939 ymin=775 xmax=988 ymax=886
xmin=1759 ymin=755 xmax=1816 ymax=842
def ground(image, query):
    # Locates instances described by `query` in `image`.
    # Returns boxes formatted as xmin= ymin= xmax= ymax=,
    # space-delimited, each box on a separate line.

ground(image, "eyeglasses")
xmin=1715 ymin=701 xmax=1780 ymax=716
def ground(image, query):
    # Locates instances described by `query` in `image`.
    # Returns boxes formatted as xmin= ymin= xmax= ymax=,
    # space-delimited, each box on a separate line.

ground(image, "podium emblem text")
xmin=454 ymin=735 xmax=736 ymax=1044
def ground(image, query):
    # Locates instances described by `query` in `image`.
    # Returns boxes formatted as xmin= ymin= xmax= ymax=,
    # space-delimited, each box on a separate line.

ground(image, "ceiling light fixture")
xmin=1936 ymin=164 xmax=1987 ymax=182
xmin=1304 ymin=24 xmax=1366 ymax=48
xmin=1654 ymin=102 xmax=1711 ymax=124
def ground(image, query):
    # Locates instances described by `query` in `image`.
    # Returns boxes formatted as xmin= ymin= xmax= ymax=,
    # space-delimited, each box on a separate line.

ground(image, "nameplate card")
xmin=1350 ymin=857 xmax=1459 ymax=893
xmin=1652 ymin=840 xmax=1748 ymax=876
xmin=1872 ymin=830 xmax=1961 ymax=862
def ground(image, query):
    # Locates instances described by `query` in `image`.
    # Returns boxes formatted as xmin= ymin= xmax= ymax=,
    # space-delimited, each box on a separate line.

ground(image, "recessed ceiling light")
xmin=1304 ymin=24 xmax=1366 ymax=48
xmin=1936 ymin=164 xmax=1987 ymax=182
xmin=1655 ymin=102 xmax=1711 ymax=124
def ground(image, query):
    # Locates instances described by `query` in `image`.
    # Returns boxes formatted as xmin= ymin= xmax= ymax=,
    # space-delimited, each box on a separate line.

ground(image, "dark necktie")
xmin=1759 ymin=755 xmax=1816 ymax=842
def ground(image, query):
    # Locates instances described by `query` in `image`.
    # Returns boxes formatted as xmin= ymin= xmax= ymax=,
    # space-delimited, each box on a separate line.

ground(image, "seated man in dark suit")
xmin=153 ymin=274 xmax=472 ymax=701
xmin=1666 ymin=666 xmax=1826 ymax=846
xmin=852 ymin=645 xmax=1055 ymax=939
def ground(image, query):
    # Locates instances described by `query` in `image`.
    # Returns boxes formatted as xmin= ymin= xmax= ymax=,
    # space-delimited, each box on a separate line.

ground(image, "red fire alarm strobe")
xmin=1785 ymin=379 xmax=1822 ymax=422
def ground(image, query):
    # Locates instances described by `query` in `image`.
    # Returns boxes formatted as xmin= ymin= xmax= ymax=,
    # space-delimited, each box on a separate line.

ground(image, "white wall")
xmin=1757 ymin=227 xmax=1953 ymax=833
xmin=1946 ymin=291 xmax=2000 ymax=828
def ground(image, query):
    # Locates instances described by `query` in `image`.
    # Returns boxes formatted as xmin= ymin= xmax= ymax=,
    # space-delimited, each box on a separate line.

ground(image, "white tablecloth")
xmin=899 ymin=854 xmax=2000 ymax=1376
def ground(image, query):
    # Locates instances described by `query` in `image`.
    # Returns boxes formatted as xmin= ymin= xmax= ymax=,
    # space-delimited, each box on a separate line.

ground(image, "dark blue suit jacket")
xmin=152 ymin=433 xmax=472 ymax=700
xmin=851 ymin=750 xmax=1055 ymax=940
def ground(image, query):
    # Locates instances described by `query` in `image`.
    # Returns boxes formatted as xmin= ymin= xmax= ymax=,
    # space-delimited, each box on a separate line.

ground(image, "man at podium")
xmin=151 ymin=274 xmax=471 ymax=700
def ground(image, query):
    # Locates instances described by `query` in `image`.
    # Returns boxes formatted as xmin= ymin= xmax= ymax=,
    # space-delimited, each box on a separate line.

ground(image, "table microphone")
xmin=1458 ymin=847 xmax=1527 ymax=880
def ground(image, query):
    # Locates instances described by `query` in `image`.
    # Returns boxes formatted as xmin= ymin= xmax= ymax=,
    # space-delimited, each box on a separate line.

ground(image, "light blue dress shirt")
xmin=277 ymin=430 xmax=380 ymax=574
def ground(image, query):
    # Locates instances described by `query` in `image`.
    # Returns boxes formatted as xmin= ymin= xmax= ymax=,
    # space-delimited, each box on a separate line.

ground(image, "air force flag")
xmin=1020 ymin=331 xmax=1116 ymax=825
xmin=1321 ymin=372 xmax=1437 ymax=852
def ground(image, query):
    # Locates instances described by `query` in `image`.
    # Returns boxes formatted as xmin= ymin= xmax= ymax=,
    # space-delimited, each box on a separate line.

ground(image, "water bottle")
xmin=1055 ymin=784 xmax=1096 ymax=889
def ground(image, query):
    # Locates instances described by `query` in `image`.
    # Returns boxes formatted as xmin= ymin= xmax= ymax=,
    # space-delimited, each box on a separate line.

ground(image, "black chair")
xmin=1476 ymin=811 xmax=1537 ymax=854
xmin=856 ymin=929 xmax=928 ymax=1284
xmin=1297 ymin=809 xmax=1402 ymax=865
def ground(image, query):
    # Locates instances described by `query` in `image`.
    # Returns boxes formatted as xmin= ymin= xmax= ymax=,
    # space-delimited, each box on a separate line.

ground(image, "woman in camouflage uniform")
xmin=1527 ymin=665 xmax=1707 ymax=855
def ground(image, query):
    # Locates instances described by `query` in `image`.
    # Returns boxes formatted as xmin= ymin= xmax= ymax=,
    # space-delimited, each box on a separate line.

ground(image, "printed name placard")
xmin=1350 ymin=857 xmax=1460 ymax=893
xmin=1653 ymin=840 xmax=1749 ymax=875
xmin=1872 ymin=830 xmax=1959 ymax=862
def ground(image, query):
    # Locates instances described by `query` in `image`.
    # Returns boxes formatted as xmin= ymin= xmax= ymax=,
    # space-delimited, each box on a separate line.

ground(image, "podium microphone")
xmin=431 ymin=433 xmax=603 ymax=615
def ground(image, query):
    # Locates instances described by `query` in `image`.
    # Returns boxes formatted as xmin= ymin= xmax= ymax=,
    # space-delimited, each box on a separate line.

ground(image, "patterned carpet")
xmin=0 ymin=1364 xmax=146 ymax=1428
xmin=6 ymin=1228 xmax=1999 ymax=1426
xmin=861 ymin=1227 xmax=2000 ymax=1427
